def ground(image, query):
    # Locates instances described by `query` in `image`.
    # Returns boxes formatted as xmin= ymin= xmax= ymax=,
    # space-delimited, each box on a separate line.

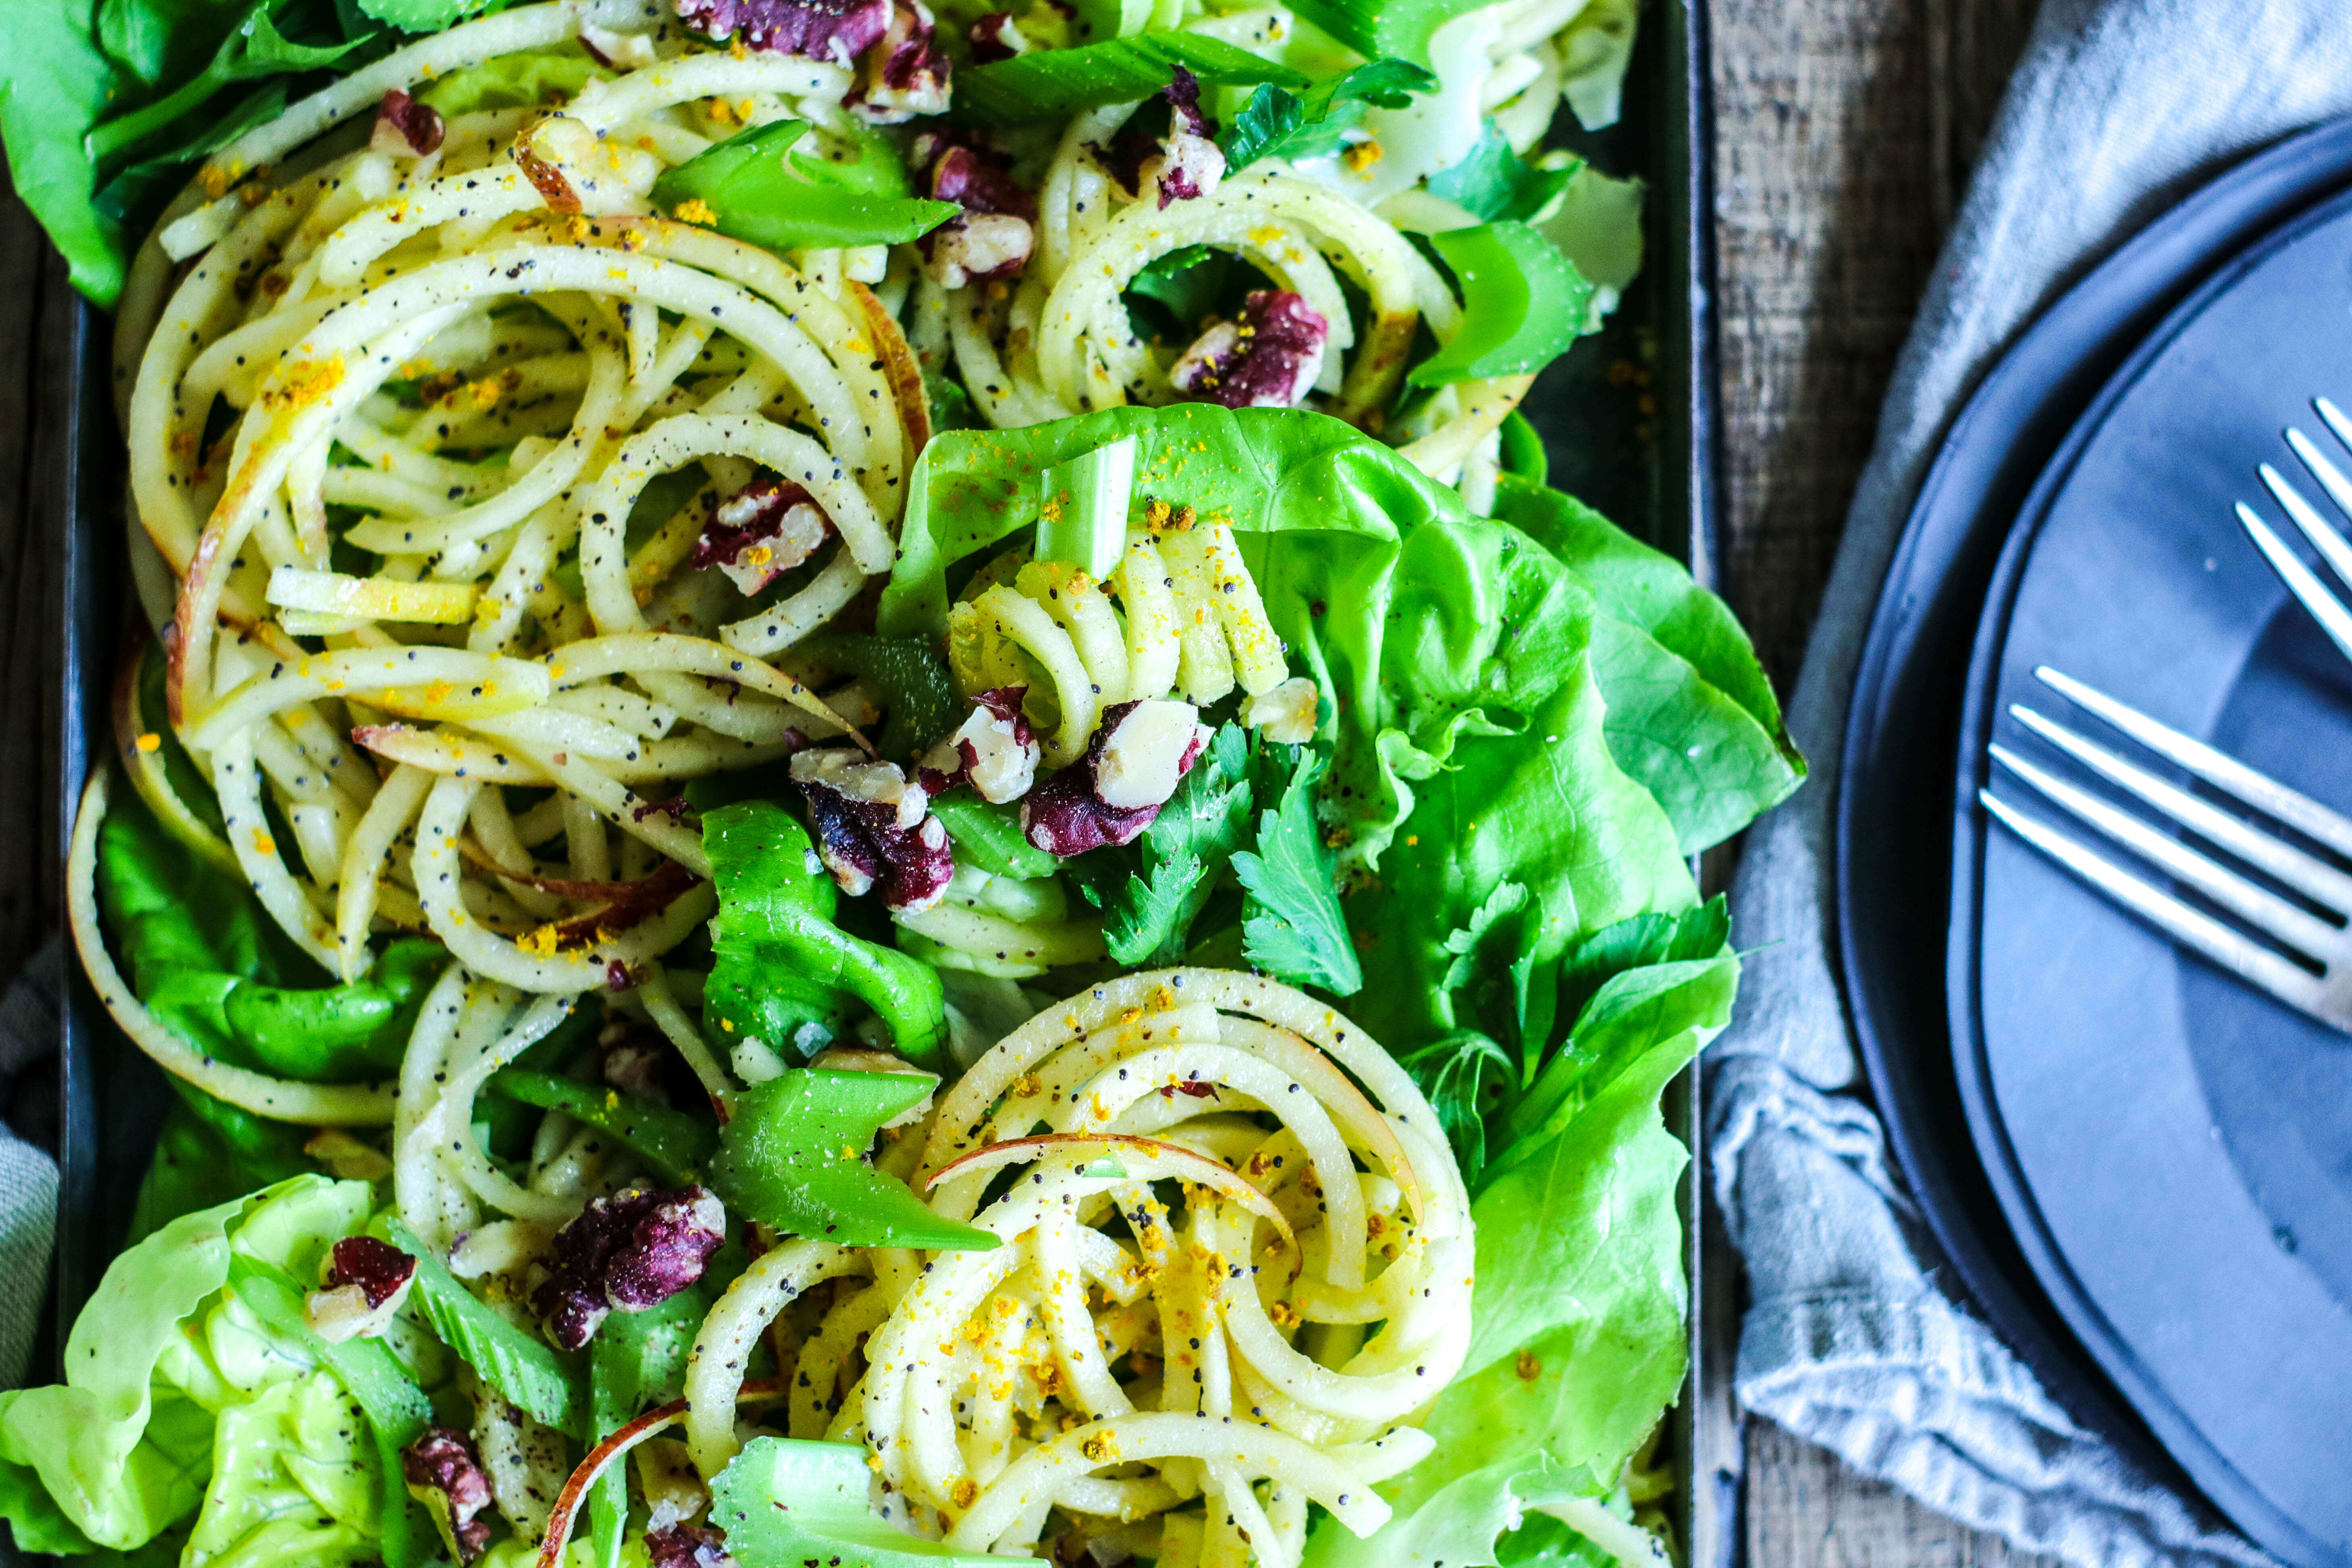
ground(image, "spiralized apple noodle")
xmin=904 ymin=24 xmax=1563 ymax=507
xmin=106 ymin=0 xmax=942 ymax=998
xmin=667 ymin=970 xmax=1473 ymax=1568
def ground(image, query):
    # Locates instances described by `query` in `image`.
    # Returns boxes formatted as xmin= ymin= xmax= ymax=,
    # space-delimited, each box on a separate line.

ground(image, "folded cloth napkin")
xmin=0 ymin=940 xmax=57 ymax=1399
xmin=1709 ymin=2 xmax=2352 ymax=1564
xmin=0 ymin=939 xmax=61 ymax=1568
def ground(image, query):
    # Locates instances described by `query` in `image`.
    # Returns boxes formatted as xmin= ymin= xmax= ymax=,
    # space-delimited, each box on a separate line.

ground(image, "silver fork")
xmin=1981 ymin=666 xmax=2352 ymax=1031
xmin=2235 ymin=395 xmax=2352 ymax=660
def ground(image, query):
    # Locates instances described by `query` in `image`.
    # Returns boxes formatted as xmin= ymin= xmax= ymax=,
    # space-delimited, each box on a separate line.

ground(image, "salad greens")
xmin=703 ymin=800 xmax=951 ymax=1068
xmin=713 ymin=1437 xmax=1013 ymax=1566
xmin=0 ymin=1177 xmax=391 ymax=1556
xmin=0 ymin=0 xmax=1798 ymax=1559
xmin=955 ymin=33 xmax=1311 ymax=121
xmin=650 ymin=119 xmax=963 ymax=252
xmin=1102 ymin=724 xmax=1256 ymax=966
xmin=709 ymin=1070 xmax=996 ymax=1251
xmin=101 ymin=784 xmax=436 ymax=1081
xmin=1220 ymin=59 xmax=1439 ymax=171
xmin=1231 ymin=747 xmax=1362 ymax=994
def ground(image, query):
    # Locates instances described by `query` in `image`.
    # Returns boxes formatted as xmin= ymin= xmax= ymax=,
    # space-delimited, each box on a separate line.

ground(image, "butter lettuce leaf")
xmin=1311 ymin=954 xmax=1729 ymax=1568
xmin=0 ymin=1175 xmax=380 ymax=1554
xmin=1494 ymin=474 xmax=1804 ymax=853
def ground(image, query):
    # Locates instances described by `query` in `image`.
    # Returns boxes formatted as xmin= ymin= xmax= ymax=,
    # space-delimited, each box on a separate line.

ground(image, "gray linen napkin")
xmin=0 ymin=941 xmax=57 ymax=1398
xmin=1708 ymin=2 xmax=2352 ymax=1564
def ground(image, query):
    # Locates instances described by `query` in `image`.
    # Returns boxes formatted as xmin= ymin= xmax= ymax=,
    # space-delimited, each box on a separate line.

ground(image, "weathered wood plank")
xmin=1708 ymin=0 xmax=2052 ymax=1557
xmin=1710 ymin=0 xmax=2038 ymax=686
xmin=1748 ymin=1420 xmax=2071 ymax=1568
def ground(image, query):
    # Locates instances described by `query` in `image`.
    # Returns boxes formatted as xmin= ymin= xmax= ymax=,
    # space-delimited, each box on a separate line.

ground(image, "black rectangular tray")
xmin=43 ymin=0 xmax=1725 ymax=1554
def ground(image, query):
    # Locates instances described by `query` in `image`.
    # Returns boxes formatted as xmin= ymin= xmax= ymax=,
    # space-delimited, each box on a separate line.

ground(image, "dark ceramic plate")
xmin=1842 ymin=114 xmax=2352 ymax=1548
xmin=1950 ymin=175 xmax=2352 ymax=1568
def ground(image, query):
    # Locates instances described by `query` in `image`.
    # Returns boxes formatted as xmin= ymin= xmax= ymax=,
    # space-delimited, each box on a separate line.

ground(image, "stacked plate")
xmin=1840 ymin=120 xmax=2352 ymax=1566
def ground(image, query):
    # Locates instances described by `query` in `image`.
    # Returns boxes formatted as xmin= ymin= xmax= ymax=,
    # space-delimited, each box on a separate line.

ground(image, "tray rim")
xmin=40 ymin=0 xmax=1727 ymax=1556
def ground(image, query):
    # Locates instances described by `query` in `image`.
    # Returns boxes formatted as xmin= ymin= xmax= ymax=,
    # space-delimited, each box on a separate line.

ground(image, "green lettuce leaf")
xmin=651 ymin=117 xmax=958 ymax=250
xmin=1494 ymin=475 xmax=1803 ymax=853
xmin=415 ymin=46 xmax=609 ymax=115
xmin=0 ymin=1175 xmax=380 ymax=1553
xmin=710 ymin=1070 xmax=996 ymax=1250
xmin=379 ymin=1217 xmax=587 ymax=1437
xmin=178 ymin=1370 xmax=380 ymax=1567
xmin=712 ymin=1437 xmax=1025 ymax=1564
xmin=704 ymin=800 xmax=950 ymax=1066
xmin=956 ymin=32 xmax=1310 ymax=122
xmin=878 ymin=404 xmax=1453 ymax=643
xmin=1333 ymin=507 xmax=1698 ymax=1039
xmin=1312 ymin=955 xmax=1731 ymax=1568
xmin=127 ymin=1079 xmax=316 ymax=1244
xmin=1408 ymin=222 xmax=1595 ymax=387
xmin=100 ymin=782 xmax=445 ymax=1080
xmin=0 ymin=0 xmax=132 ymax=303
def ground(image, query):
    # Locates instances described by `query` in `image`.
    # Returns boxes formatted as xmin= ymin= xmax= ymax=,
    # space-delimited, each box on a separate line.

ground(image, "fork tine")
xmin=2263 ymin=455 xmax=2352 ymax=585
xmin=1991 ymin=745 xmax=2345 ymax=956
xmin=2235 ymin=500 xmax=2352 ymax=665
xmin=2007 ymin=705 xmax=2352 ymax=913
xmin=2033 ymin=665 xmax=2352 ymax=859
xmin=2316 ymin=394 xmax=2352 ymax=457
xmin=1980 ymin=790 xmax=2332 ymax=1016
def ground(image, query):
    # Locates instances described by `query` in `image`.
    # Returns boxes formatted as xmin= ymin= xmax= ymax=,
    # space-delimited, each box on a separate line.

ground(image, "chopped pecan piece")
xmin=532 ymin=1186 xmax=727 ymax=1351
xmin=1095 ymin=67 xmax=1223 ymax=208
xmin=691 ymin=478 xmax=831 ymax=594
xmin=1172 ymin=290 xmax=1330 ymax=409
xmin=402 ymin=1426 xmax=495 ymax=1564
xmin=916 ymin=137 xmax=1037 ymax=289
xmin=646 ymin=1523 xmax=735 ymax=1568
xmin=305 ymin=1235 xmax=417 ymax=1343
xmin=791 ymin=748 xmax=956 ymax=911
xmin=852 ymin=0 xmax=950 ymax=124
xmin=371 ymin=89 xmax=445 ymax=158
xmin=967 ymin=10 xmax=1029 ymax=60
xmin=671 ymin=0 xmax=890 ymax=64
xmin=919 ymin=686 xmax=1040 ymax=804
xmin=1021 ymin=700 xmax=1208 ymax=855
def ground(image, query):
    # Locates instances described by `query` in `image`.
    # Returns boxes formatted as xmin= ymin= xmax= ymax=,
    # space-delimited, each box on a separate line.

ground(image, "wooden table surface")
xmin=0 ymin=0 xmax=2072 ymax=1559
